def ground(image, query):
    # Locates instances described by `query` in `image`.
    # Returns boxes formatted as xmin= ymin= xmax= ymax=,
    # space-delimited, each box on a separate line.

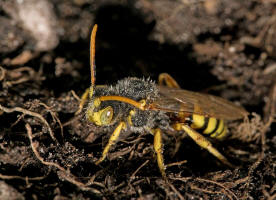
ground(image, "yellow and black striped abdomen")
xmin=189 ymin=114 xmax=227 ymax=139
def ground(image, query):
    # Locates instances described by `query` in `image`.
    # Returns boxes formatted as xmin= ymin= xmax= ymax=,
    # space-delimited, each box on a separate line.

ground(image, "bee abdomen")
xmin=189 ymin=114 xmax=227 ymax=139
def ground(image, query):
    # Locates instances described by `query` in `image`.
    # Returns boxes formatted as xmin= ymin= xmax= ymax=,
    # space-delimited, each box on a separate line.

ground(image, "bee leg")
xmin=95 ymin=122 xmax=126 ymax=165
xmin=153 ymin=128 xmax=167 ymax=179
xmin=158 ymin=73 xmax=180 ymax=88
xmin=180 ymin=124 xmax=234 ymax=168
xmin=75 ymin=88 xmax=90 ymax=115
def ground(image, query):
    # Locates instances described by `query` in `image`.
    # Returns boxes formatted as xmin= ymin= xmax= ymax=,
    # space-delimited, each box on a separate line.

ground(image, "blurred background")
xmin=1 ymin=0 xmax=276 ymax=108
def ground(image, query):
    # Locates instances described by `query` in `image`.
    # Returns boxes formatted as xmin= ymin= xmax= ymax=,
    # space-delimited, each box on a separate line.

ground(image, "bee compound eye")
xmin=100 ymin=106 xmax=113 ymax=125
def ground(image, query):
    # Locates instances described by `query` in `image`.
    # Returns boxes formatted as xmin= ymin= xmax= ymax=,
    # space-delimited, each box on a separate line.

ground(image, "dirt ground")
xmin=0 ymin=0 xmax=276 ymax=199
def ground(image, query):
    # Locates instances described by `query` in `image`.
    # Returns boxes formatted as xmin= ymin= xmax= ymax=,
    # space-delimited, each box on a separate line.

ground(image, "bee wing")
xmin=148 ymin=86 xmax=248 ymax=120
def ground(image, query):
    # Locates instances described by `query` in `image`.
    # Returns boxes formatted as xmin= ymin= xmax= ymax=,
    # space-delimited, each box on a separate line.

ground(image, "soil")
xmin=0 ymin=0 xmax=276 ymax=199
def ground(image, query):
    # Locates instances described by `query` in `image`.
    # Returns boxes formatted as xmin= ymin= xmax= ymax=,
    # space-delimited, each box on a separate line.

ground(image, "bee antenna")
xmin=89 ymin=24 xmax=98 ymax=99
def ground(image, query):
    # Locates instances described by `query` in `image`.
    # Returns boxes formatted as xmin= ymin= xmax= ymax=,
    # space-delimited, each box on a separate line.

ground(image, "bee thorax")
xmin=128 ymin=109 xmax=169 ymax=133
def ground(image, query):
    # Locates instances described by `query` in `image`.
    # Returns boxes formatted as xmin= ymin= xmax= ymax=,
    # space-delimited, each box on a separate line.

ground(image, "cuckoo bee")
xmin=79 ymin=24 xmax=248 ymax=178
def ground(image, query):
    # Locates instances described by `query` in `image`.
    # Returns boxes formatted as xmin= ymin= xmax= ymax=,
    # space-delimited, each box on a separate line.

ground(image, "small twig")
xmin=25 ymin=123 xmax=104 ymax=194
xmin=0 ymin=66 xmax=6 ymax=81
xmin=84 ymin=175 xmax=106 ymax=188
xmin=170 ymin=177 xmax=238 ymax=200
xmin=0 ymin=173 xmax=47 ymax=181
xmin=11 ymin=110 xmax=30 ymax=128
xmin=130 ymin=160 xmax=149 ymax=180
xmin=71 ymin=90 xmax=81 ymax=101
xmin=109 ymin=146 xmax=134 ymax=161
xmin=26 ymin=123 xmax=64 ymax=171
xmin=19 ymin=158 xmax=31 ymax=171
xmin=190 ymin=184 xmax=222 ymax=195
xmin=57 ymin=171 xmax=101 ymax=194
xmin=195 ymin=178 xmax=238 ymax=200
xmin=167 ymin=181 xmax=185 ymax=200
xmin=110 ymin=181 xmax=126 ymax=192
xmin=39 ymin=102 xmax=64 ymax=139
xmin=0 ymin=104 xmax=57 ymax=142
xmin=166 ymin=160 xmax=187 ymax=168
xmin=11 ymin=102 xmax=36 ymax=127
xmin=5 ymin=77 xmax=30 ymax=87
xmin=5 ymin=67 xmax=34 ymax=86
xmin=232 ymin=176 xmax=249 ymax=186
xmin=121 ymin=136 xmax=144 ymax=144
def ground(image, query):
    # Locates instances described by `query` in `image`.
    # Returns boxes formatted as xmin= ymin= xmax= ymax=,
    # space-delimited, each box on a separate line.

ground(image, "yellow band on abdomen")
xmin=190 ymin=114 xmax=227 ymax=139
xmin=210 ymin=119 xmax=224 ymax=138
xmin=203 ymin=117 xmax=217 ymax=134
xmin=190 ymin=114 xmax=205 ymax=129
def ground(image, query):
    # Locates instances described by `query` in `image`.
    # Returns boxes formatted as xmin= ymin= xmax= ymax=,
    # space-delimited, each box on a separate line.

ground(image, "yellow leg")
xmin=75 ymin=88 xmax=90 ymax=115
xmin=179 ymin=124 xmax=234 ymax=167
xmin=153 ymin=128 xmax=167 ymax=179
xmin=95 ymin=122 xmax=126 ymax=165
xmin=158 ymin=73 xmax=180 ymax=88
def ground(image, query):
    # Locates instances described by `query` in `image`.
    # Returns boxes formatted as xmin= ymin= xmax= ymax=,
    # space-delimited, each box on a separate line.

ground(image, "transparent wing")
xmin=148 ymin=86 xmax=248 ymax=120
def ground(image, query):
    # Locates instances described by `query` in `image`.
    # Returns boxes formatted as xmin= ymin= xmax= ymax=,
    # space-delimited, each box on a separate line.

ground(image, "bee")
xmin=79 ymin=24 xmax=248 ymax=178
